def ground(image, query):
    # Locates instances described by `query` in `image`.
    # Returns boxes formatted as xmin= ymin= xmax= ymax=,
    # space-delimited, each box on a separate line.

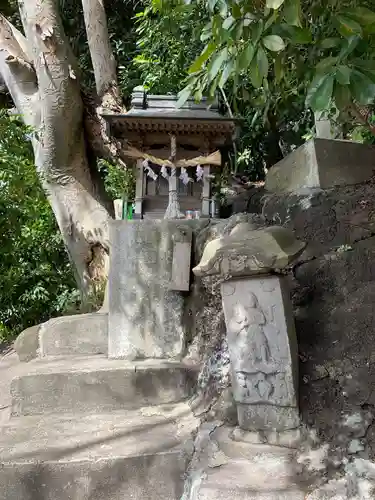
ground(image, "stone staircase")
xmin=0 ymin=334 xmax=199 ymax=500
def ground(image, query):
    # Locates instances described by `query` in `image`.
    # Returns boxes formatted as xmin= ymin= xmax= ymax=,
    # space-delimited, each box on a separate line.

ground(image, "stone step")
xmin=0 ymin=402 xmax=197 ymax=500
xmin=195 ymin=426 xmax=309 ymax=500
xmin=10 ymin=355 xmax=198 ymax=417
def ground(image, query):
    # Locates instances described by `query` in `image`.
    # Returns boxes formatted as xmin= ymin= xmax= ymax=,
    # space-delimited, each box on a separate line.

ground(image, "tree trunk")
xmin=0 ymin=2 xmax=112 ymax=298
xmin=81 ymin=0 xmax=122 ymax=111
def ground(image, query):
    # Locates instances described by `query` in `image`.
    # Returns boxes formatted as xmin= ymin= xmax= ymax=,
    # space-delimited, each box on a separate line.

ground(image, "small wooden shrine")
xmin=102 ymin=87 xmax=237 ymax=219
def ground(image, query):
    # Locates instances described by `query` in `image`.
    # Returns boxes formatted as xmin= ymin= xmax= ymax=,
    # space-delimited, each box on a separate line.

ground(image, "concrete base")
xmin=265 ymin=138 xmax=375 ymax=193
xmin=10 ymin=356 xmax=198 ymax=416
xmin=0 ymin=403 xmax=197 ymax=500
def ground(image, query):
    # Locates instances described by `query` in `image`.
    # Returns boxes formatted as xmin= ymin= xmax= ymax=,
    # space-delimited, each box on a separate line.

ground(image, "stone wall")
xmin=233 ymin=182 xmax=375 ymax=463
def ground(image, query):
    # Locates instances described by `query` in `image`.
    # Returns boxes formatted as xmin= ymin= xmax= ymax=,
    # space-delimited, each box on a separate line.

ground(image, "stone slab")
xmin=108 ymin=220 xmax=193 ymax=359
xmin=197 ymin=461 xmax=306 ymax=500
xmin=196 ymin=426 xmax=306 ymax=499
xmin=0 ymin=403 xmax=197 ymax=500
xmin=221 ymin=275 xmax=299 ymax=431
xmin=39 ymin=313 xmax=108 ymax=356
xmin=265 ymin=138 xmax=375 ymax=193
xmin=10 ymin=355 xmax=198 ymax=416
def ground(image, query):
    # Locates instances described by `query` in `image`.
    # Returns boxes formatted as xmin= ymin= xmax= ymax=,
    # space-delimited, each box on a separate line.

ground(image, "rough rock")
xmin=39 ymin=313 xmax=108 ymax=356
xmin=193 ymin=224 xmax=305 ymax=277
xmin=229 ymin=183 xmax=375 ymax=462
xmin=13 ymin=325 xmax=40 ymax=362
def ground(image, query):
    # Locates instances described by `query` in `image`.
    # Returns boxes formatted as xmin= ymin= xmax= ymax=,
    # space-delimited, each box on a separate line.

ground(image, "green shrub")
xmin=0 ymin=111 xmax=78 ymax=342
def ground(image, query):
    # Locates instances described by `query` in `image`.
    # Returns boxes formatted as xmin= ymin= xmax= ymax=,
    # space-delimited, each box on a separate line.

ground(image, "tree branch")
xmin=351 ymin=103 xmax=375 ymax=138
xmin=81 ymin=0 xmax=123 ymax=111
xmin=0 ymin=14 xmax=38 ymax=114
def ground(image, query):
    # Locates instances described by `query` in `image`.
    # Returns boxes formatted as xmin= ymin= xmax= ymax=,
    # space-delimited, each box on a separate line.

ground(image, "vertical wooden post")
xmin=202 ymin=165 xmax=211 ymax=217
xmin=134 ymin=159 xmax=144 ymax=218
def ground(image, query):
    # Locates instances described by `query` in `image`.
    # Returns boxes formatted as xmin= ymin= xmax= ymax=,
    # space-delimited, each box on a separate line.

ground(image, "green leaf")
xmin=350 ymin=69 xmax=375 ymax=105
xmin=320 ymin=37 xmax=341 ymax=49
xmin=338 ymin=36 xmax=359 ymax=60
xmin=353 ymin=59 xmax=375 ymax=75
xmin=233 ymin=19 xmax=244 ymax=40
xmin=189 ymin=43 xmax=216 ymax=73
xmin=208 ymin=48 xmax=228 ymax=82
xmin=283 ymin=0 xmax=302 ymax=27
xmin=316 ymin=56 xmax=337 ymax=74
xmin=335 ymin=65 xmax=351 ymax=85
xmin=344 ymin=6 xmax=375 ymax=26
xmin=222 ymin=16 xmax=235 ymax=30
xmin=243 ymin=13 xmax=256 ymax=26
xmin=306 ymin=73 xmax=334 ymax=111
xmin=336 ymin=15 xmax=362 ymax=37
xmin=262 ymin=35 xmax=285 ymax=52
xmin=238 ymin=43 xmax=255 ymax=69
xmin=257 ymin=46 xmax=269 ymax=81
xmin=249 ymin=56 xmax=262 ymax=88
xmin=177 ymin=86 xmax=193 ymax=108
xmin=208 ymin=0 xmax=218 ymax=12
xmin=266 ymin=0 xmax=285 ymax=9
xmin=274 ymin=53 xmax=284 ymax=82
xmin=281 ymin=25 xmax=312 ymax=44
xmin=252 ymin=21 xmax=264 ymax=43
xmin=334 ymin=83 xmax=352 ymax=110
xmin=232 ymin=3 xmax=242 ymax=18
xmin=219 ymin=59 xmax=234 ymax=88
xmin=264 ymin=10 xmax=278 ymax=31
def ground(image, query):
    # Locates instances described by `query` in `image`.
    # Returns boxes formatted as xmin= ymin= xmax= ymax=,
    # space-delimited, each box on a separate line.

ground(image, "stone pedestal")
xmin=108 ymin=220 xmax=192 ymax=359
xmin=221 ymin=275 xmax=299 ymax=431
xmin=265 ymin=138 xmax=375 ymax=193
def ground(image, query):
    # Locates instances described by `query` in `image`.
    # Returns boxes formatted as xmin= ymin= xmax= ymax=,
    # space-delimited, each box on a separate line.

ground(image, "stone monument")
xmin=108 ymin=219 xmax=193 ymax=359
xmin=193 ymin=222 xmax=306 ymax=432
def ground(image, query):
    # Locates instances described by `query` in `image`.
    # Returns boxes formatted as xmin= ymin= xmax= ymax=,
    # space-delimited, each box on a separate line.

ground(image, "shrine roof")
xmin=101 ymin=87 xmax=239 ymax=137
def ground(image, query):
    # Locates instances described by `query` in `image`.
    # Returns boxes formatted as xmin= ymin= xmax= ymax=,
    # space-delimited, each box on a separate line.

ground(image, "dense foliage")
xmin=0 ymin=112 xmax=79 ymax=342
xmin=154 ymin=0 xmax=375 ymax=115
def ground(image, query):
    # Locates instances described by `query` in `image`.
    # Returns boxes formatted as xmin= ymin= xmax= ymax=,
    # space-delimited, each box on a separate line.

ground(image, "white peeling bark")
xmin=0 ymin=14 xmax=38 ymax=123
xmin=81 ymin=0 xmax=122 ymax=110
xmin=0 ymin=2 xmax=112 ymax=297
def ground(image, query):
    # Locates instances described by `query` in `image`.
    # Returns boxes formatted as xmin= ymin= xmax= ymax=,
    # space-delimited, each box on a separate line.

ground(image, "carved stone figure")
xmin=222 ymin=276 xmax=300 ymax=432
xmin=229 ymin=294 xmax=270 ymax=371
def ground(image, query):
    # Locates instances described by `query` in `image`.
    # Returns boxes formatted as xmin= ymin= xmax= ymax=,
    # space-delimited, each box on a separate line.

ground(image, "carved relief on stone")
xmin=221 ymin=276 xmax=298 ymax=410
xmin=227 ymin=291 xmax=281 ymax=405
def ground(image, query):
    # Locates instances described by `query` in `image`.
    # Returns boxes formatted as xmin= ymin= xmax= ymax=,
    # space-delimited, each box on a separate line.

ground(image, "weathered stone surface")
xmin=14 ymin=314 xmax=109 ymax=361
xmin=221 ymin=275 xmax=299 ymax=432
xmin=0 ymin=403 xmax=197 ymax=500
xmin=193 ymin=224 xmax=305 ymax=278
xmin=194 ymin=426 xmax=306 ymax=500
xmin=231 ymin=427 xmax=302 ymax=449
xmin=229 ymin=183 xmax=375 ymax=461
xmin=108 ymin=220 xmax=193 ymax=359
xmin=10 ymin=355 xmax=197 ymax=416
xmin=14 ymin=325 xmax=40 ymax=362
xmin=265 ymin=139 xmax=375 ymax=193
xmin=39 ymin=313 xmax=108 ymax=356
